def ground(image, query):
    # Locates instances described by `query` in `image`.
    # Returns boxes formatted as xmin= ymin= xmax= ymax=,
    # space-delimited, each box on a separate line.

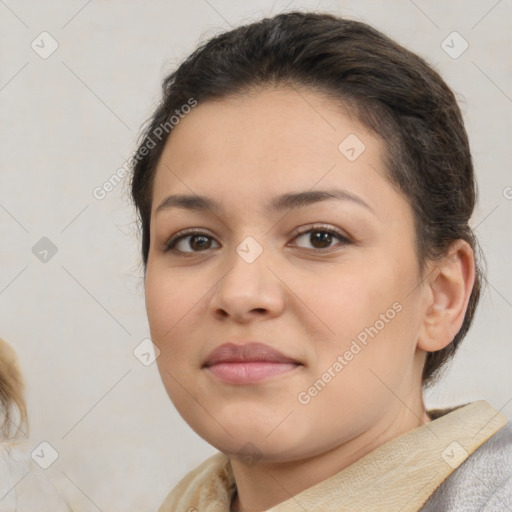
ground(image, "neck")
xmin=230 ymin=402 xmax=431 ymax=512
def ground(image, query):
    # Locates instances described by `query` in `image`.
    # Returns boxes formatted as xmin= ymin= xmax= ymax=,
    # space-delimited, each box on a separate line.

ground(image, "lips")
xmin=203 ymin=342 xmax=302 ymax=384
xmin=203 ymin=342 xmax=300 ymax=367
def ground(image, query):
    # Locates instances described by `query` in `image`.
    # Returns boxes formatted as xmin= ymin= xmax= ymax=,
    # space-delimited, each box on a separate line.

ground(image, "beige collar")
xmin=159 ymin=400 xmax=508 ymax=512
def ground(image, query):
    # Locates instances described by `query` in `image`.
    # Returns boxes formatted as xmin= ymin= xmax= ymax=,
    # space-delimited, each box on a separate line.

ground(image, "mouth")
xmin=202 ymin=342 xmax=302 ymax=385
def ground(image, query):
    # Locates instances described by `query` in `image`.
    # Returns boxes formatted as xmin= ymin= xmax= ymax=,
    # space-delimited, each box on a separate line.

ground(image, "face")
xmin=144 ymin=86 xmax=428 ymax=462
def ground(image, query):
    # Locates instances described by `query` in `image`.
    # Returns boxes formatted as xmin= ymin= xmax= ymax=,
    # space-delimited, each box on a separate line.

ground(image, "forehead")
xmin=151 ymin=86 xmax=402 ymax=219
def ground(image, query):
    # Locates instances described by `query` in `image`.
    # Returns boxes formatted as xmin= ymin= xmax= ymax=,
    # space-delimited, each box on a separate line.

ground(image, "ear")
xmin=417 ymin=240 xmax=476 ymax=352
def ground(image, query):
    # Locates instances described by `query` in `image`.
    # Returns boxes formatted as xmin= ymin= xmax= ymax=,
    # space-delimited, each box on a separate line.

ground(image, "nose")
xmin=209 ymin=240 xmax=286 ymax=323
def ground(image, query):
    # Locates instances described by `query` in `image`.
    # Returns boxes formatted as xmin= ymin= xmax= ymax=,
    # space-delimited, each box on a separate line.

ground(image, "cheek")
xmin=304 ymin=256 xmax=421 ymax=370
xmin=144 ymin=266 xmax=192 ymax=366
xmin=293 ymin=261 xmax=395 ymax=341
xmin=144 ymin=268 xmax=200 ymax=408
xmin=144 ymin=269 xmax=171 ymax=340
xmin=144 ymin=263 xmax=216 ymax=381
xmin=145 ymin=265 xmax=199 ymax=337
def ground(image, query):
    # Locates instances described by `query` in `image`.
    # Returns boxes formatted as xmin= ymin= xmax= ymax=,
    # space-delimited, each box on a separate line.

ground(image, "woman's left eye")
xmin=290 ymin=226 xmax=351 ymax=251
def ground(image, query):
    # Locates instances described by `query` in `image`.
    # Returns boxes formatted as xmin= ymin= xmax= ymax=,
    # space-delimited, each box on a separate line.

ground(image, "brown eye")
xmin=165 ymin=231 xmax=220 ymax=254
xmin=291 ymin=226 xmax=351 ymax=251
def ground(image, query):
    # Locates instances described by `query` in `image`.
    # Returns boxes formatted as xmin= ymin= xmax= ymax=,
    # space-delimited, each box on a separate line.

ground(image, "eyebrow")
xmin=155 ymin=189 xmax=374 ymax=216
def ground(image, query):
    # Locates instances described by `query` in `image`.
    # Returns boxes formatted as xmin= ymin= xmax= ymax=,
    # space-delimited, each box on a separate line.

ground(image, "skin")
xmin=144 ymin=86 xmax=475 ymax=512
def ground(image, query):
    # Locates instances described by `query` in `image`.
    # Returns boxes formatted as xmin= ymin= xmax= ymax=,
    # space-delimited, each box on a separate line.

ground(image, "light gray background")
xmin=0 ymin=0 xmax=511 ymax=510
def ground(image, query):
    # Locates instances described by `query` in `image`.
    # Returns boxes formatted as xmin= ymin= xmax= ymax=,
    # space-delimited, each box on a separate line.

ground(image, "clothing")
xmin=158 ymin=400 xmax=511 ymax=511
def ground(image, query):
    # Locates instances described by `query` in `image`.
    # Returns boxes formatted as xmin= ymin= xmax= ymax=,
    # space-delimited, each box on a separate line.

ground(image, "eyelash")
xmin=163 ymin=224 xmax=352 ymax=255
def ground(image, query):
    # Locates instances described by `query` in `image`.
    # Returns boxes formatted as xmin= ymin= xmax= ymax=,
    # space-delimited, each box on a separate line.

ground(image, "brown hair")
xmin=0 ymin=337 xmax=28 ymax=440
xmin=130 ymin=11 xmax=481 ymax=388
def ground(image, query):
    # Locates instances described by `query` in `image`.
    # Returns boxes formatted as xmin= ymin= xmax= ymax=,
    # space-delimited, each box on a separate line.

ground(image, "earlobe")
xmin=417 ymin=240 xmax=476 ymax=353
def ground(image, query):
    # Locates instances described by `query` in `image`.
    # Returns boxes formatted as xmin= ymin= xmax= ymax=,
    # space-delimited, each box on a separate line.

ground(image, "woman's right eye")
xmin=165 ymin=231 xmax=220 ymax=254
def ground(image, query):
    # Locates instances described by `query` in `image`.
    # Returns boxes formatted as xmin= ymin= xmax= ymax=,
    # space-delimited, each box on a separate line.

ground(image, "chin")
xmin=195 ymin=417 xmax=311 ymax=460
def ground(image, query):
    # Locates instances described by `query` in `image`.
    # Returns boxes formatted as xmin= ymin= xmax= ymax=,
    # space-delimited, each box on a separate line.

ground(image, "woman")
xmin=130 ymin=11 xmax=512 ymax=511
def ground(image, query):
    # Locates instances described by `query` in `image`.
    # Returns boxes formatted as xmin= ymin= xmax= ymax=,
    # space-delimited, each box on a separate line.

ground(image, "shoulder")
xmin=421 ymin=420 xmax=512 ymax=511
xmin=158 ymin=452 xmax=235 ymax=512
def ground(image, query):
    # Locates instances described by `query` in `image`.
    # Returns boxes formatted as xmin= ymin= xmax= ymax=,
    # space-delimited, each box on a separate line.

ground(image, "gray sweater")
xmin=421 ymin=420 xmax=512 ymax=511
